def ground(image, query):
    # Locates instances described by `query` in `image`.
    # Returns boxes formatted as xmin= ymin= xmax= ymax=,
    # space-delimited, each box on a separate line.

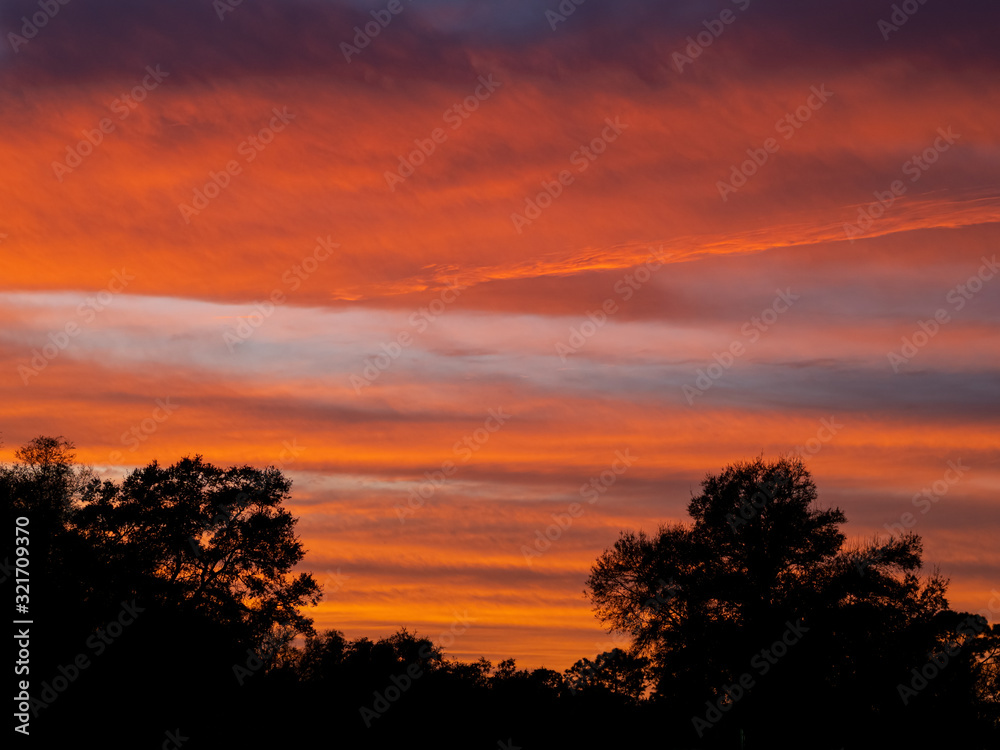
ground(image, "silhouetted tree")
xmin=2 ymin=437 xmax=325 ymax=746
xmin=74 ymin=454 xmax=321 ymax=650
xmin=442 ymin=655 xmax=493 ymax=688
xmin=585 ymin=455 xmax=994 ymax=747
xmin=565 ymin=648 xmax=649 ymax=701
xmin=7 ymin=440 xmax=995 ymax=748
xmin=972 ymin=624 xmax=1000 ymax=712
xmin=2 ymin=437 xmax=98 ymax=677
xmin=298 ymin=628 xmax=350 ymax=682
xmin=2 ymin=436 xmax=91 ymax=574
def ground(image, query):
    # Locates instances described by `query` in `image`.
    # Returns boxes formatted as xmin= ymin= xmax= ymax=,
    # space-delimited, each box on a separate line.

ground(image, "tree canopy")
xmin=585 ymin=455 xmax=998 ymax=746
xmin=75 ymin=454 xmax=321 ymax=646
xmin=2 ymin=437 xmax=320 ymax=653
xmin=3 ymin=441 xmax=996 ymax=748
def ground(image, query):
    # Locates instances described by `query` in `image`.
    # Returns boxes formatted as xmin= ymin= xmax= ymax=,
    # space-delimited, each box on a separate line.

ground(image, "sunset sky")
xmin=2 ymin=0 xmax=999 ymax=670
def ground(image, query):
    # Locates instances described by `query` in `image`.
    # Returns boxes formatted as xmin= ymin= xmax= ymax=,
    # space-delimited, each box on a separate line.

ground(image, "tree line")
xmin=2 ymin=436 xmax=997 ymax=748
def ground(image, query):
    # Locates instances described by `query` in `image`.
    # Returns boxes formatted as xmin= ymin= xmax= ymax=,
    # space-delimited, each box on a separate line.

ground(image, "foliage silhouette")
xmin=585 ymin=455 xmax=999 ymax=747
xmin=74 ymin=454 xmax=321 ymax=650
xmin=565 ymin=648 xmax=649 ymax=701
xmin=2 ymin=438 xmax=321 ymax=747
xmin=3 ymin=440 xmax=997 ymax=749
